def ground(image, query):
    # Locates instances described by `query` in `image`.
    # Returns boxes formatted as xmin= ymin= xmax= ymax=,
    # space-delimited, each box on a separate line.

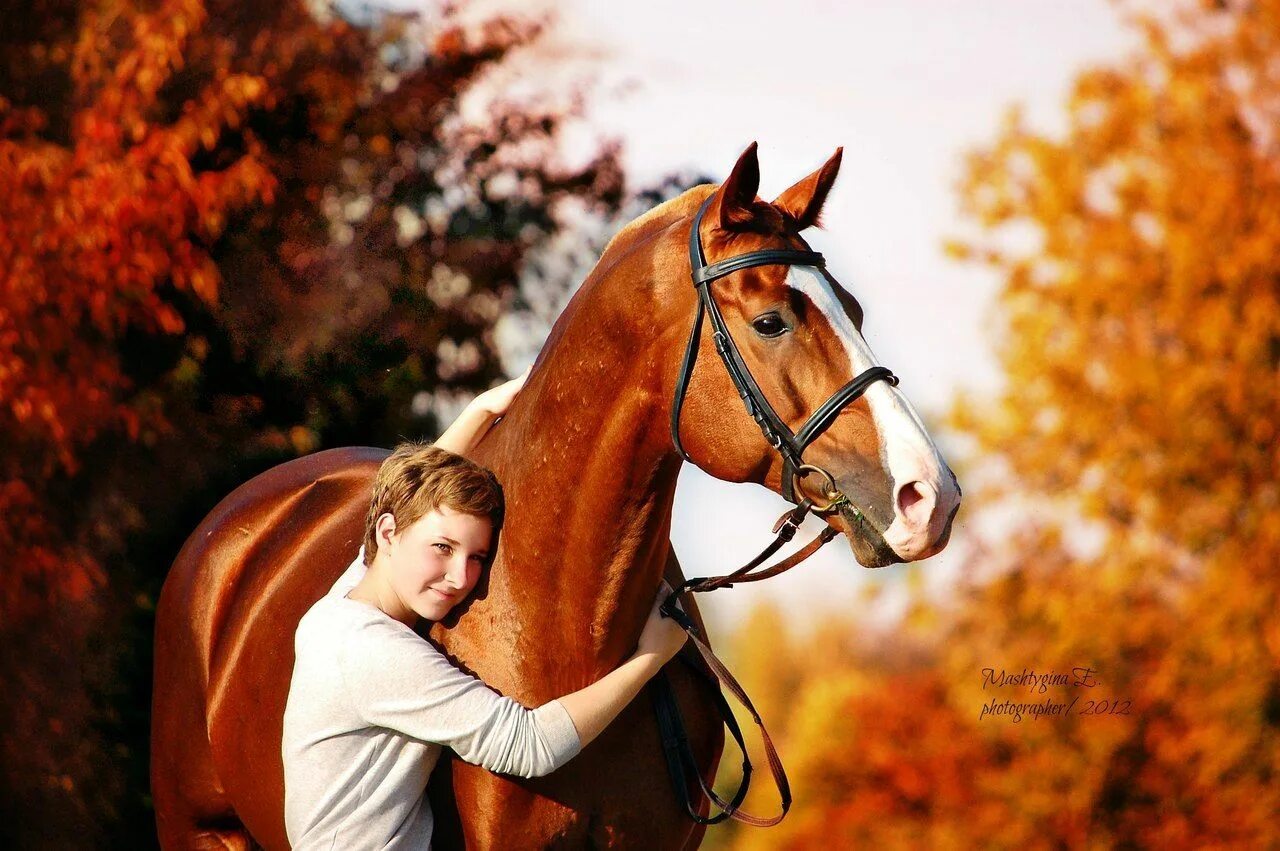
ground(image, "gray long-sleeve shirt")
xmin=281 ymin=548 xmax=581 ymax=849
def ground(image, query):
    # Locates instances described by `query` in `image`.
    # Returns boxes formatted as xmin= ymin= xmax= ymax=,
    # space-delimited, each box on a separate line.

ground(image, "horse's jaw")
xmin=827 ymin=503 xmax=903 ymax=568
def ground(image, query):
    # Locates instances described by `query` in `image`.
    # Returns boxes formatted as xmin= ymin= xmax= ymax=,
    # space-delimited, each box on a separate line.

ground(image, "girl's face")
xmin=377 ymin=505 xmax=493 ymax=622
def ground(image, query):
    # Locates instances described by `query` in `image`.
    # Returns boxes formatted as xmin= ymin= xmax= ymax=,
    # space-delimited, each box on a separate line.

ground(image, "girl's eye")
xmin=433 ymin=542 xmax=453 ymax=555
xmin=752 ymin=312 xmax=788 ymax=338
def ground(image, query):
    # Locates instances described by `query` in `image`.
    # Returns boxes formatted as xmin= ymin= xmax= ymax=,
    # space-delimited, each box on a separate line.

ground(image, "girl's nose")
xmin=445 ymin=557 xmax=468 ymax=590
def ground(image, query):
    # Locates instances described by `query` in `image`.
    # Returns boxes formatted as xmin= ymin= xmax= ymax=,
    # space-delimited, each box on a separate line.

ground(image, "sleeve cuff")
xmin=532 ymin=699 xmax=582 ymax=766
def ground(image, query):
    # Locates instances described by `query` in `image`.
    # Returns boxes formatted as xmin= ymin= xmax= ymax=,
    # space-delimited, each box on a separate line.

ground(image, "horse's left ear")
xmin=772 ymin=147 xmax=843 ymax=230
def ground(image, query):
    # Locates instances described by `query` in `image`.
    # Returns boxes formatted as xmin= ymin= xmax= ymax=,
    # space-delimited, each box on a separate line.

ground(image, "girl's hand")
xmin=636 ymin=580 xmax=689 ymax=663
xmin=474 ymin=366 xmax=531 ymax=418
xmin=435 ymin=367 xmax=530 ymax=454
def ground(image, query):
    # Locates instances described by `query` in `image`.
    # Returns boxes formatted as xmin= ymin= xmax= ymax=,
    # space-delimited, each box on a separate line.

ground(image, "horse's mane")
xmin=580 ymin=182 xmax=799 ymax=305
xmin=597 ymin=182 xmax=799 ymax=276
xmin=595 ymin=183 xmax=718 ymax=274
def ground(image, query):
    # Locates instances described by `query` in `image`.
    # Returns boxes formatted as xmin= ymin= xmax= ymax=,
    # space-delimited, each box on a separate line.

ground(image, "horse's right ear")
xmin=713 ymin=142 xmax=760 ymax=230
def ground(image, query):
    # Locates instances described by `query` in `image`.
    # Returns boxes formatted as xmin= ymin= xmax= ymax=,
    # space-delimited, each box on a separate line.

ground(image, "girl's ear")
xmin=376 ymin=512 xmax=397 ymax=549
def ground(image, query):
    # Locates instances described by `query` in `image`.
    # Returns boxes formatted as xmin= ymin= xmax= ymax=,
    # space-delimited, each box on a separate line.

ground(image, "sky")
xmin=370 ymin=0 xmax=1141 ymax=631
xmin=535 ymin=0 xmax=1140 ymax=632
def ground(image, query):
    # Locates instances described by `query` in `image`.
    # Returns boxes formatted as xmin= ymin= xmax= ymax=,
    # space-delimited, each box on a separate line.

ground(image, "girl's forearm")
xmin=434 ymin=401 xmax=498 ymax=455
xmin=552 ymin=652 xmax=665 ymax=749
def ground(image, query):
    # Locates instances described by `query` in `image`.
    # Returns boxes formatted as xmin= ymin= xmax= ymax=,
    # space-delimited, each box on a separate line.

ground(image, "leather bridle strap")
xmin=652 ymin=500 xmax=839 ymax=826
xmin=650 ymin=638 xmax=790 ymax=826
xmin=780 ymin=364 xmax=899 ymax=504
xmin=661 ymin=501 xmax=837 ymax=609
xmin=671 ymin=195 xmax=823 ymax=466
xmin=650 ymin=661 xmax=751 ymax=825
xmin=670 ymin=193 xmax=898 ymax=509
xmin=693 ymin=248 xmax=824 ymax=285
xmin=656 ymin=189 xmax=900 ymax=829
xmin=792 ymin=365 xmax=898 ymax=452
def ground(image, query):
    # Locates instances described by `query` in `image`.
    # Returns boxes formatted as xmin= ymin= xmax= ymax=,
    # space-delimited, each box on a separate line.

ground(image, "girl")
xmin=281 ymin=369 xmax=688 ymax=848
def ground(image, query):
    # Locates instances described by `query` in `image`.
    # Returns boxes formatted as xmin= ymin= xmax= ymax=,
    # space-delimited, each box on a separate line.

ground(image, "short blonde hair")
xmin=361 ymin=441 xmax=504 ymax=566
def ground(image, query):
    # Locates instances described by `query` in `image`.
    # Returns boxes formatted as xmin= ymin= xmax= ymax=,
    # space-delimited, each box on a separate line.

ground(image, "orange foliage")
xmin=0 ymin=0 xmax=275 ymax=619
xmin=0 ymin=0 xmax=628 ymax=842
xmin=714 ymin=2 xmax=1280 ymax=848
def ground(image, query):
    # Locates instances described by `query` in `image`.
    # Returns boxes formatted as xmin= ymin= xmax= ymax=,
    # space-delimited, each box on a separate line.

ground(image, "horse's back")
xmin=152 ymin=446 xmax=386 ymax=849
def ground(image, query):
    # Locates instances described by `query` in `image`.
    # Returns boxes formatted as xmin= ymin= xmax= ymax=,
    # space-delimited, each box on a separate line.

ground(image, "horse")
xmin=151 ymin=143 xmax=961 ymax=849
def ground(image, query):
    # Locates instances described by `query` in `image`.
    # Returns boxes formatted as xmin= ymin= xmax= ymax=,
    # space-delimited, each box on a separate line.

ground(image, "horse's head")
xmin=669 ymin=143 xmax=960 ymax=567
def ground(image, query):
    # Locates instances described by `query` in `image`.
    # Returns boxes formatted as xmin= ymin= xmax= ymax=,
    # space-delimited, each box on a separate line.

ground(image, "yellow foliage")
xmin=717 ymin=2 xmax=1280 ymax=847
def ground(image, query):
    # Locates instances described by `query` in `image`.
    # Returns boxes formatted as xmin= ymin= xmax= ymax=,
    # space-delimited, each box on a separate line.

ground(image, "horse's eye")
xmin=751 ymin=313 xmax=788 ymax=338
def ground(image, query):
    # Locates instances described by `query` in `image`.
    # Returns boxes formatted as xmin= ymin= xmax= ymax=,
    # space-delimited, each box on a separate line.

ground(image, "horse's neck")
xmin=474 ymin=265 xmax=686 ymax=682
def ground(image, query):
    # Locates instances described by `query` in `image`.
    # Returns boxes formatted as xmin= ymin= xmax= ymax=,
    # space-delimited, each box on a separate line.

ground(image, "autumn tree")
xmin=941 ymin=0 xmax=1280 ymax=842
xmin=0 ymin=0 xmax=633 ymax=845
xmin=713 ymin=1 xmax=1280 ymax=848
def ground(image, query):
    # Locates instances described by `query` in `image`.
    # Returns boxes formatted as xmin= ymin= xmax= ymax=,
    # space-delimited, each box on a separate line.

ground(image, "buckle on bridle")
xmin=771 ymin=497 xmax=814 ymax=541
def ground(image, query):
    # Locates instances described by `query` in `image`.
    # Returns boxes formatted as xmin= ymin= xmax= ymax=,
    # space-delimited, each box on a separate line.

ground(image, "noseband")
xmin=670 ymin=193 xmax=899 ymax=514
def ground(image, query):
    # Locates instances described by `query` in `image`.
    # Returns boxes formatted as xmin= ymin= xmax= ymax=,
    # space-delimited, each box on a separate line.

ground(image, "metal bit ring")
xmin=792 ymin=464 xmax=848 ymax=515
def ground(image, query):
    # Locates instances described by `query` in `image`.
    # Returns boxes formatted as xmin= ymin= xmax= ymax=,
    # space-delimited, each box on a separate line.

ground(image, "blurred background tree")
xmin=709 ymin=1 xmax=1280 ymax=848
xmin=0 ymin=0 xmax=698 ymax=845
xmin=11 ymin=0 xmax=1279 ymax=846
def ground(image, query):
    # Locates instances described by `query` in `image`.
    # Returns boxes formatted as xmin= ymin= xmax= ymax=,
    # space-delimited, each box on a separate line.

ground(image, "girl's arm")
xmin=553 ymin=581 xmax=688 ymax=749
xmin=434 ymin=367 xmax=530 ymax=456
xmin=335 ymin=580 xmax=688 ymax=779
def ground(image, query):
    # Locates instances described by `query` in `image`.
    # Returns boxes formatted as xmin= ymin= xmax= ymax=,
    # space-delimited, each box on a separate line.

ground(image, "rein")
xmin=652 ymin=193 xmax=899 ymax=827
xmin=653 ymin=499 xmax=833 ymax=826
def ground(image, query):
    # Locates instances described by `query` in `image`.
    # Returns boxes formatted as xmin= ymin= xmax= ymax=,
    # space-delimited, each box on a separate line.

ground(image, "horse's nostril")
xmin=896 ymin=480 xmax=936 ymax=528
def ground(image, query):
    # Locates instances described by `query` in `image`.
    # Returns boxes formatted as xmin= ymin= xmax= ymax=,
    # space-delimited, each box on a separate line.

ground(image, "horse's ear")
xmin=772 ymin=147 xmax=843 ymax=230
xmin=714 ymin=142 xmax=761 ymax=230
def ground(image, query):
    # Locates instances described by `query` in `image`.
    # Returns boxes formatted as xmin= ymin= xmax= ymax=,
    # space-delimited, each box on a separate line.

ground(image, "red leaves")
xmin=1 ymin=0 xmax=275 ymax=621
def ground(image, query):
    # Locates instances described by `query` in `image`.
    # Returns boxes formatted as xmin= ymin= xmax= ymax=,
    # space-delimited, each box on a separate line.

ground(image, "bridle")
xmin=653 ymin=191 xmax=902 ymax=829
xmin=670 ymin=192 xmax=899 ymax=516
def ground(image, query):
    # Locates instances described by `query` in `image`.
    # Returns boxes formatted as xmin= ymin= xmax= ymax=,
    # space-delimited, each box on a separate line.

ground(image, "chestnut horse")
xmin=151 ymin=143 xmax=961 ymax=849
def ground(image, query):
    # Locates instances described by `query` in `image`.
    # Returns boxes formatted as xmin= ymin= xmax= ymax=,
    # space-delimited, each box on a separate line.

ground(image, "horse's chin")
xmin=827 ymin=504 xmax=902 ymax=568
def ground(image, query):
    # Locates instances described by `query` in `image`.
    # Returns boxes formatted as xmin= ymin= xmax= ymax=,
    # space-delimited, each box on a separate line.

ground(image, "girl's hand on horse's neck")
xmin=435 ymin=368 xmax=530 ymax=456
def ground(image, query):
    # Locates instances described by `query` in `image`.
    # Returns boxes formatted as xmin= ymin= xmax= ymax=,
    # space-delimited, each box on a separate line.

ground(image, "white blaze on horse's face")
xmin=786 ymin=265 xmax=961 ymax=561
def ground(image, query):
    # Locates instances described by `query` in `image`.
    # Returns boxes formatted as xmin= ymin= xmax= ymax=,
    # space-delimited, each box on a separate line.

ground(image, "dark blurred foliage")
xmin=0 ymin=0 xmax=690 ymax=845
